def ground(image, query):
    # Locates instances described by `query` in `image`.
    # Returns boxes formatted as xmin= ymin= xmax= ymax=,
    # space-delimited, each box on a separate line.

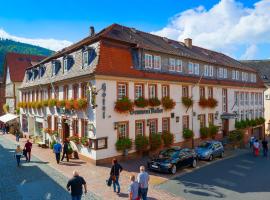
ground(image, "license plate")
xmin=151 ymin=165 xmax=158 ymax=169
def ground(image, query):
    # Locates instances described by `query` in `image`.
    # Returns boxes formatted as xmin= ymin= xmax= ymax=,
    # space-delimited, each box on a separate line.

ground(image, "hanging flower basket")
xmin=48 ymin=99 xmax=57 ymax=107
xmin=65 ymin=99 xmax=74 ymax=110
xmin=78 ymin=98 xmax=88 ymax=110
xmin=148 ymin=97 xmax=161 ymax=107
xmin=199 ymin=98 xmax=208 ymax=108
xmin=182 ymin=97 xmax=193 ymax=108
xmin=114 ymin=97 xmax=134 ymax=113
xmin=134 ymin=97 xmax=148 ymax=108
xmin=207 ymin=98 xmax=218 ymax=108
xmin=57 ymin=100 xmax=66 ymax=108
xmin=161 ymin=97 xmax=176 ymax=110
xmin=42 ymin=100 xmax=49 ymax=107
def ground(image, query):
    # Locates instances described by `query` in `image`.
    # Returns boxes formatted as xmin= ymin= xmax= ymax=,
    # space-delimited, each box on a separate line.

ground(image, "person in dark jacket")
xmin=61 ymin=139 xmax=70 ymax=162
xmin=110 ymin=159 xmax=123 ymax=194
xmin=67 ymin=170 xmax=87 ymax=200
xmin=24 ymin=140 xmax=32 ymax=162
xmin=262 ymin=139 xmax=268 ymax=157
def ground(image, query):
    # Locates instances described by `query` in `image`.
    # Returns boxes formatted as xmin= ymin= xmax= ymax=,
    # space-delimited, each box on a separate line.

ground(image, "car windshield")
xmin=199 ymin=142 xmax=211 ymax=148
xmin=159 ymin=149 xmax=179 ymax=158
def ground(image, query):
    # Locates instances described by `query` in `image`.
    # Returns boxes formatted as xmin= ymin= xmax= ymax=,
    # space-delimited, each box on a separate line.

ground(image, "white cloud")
xmin=153 ymin=0 xmax=270 ymax=59
xmin=240 ymin=44 xmax=258 ymax=59
xmin=0 ymin=28 xmax=72 ymax=51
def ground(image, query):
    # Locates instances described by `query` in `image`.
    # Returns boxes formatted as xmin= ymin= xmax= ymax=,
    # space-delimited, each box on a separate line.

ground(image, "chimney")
xmin=90 ymin=26 xmax=95 ymax=37
xmin=184 ymin=38 xmax=192 ymax=48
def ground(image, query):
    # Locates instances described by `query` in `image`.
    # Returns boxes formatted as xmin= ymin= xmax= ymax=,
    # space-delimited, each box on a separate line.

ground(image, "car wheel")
xmin=171 ymin=165 xmax=177 ymax=174
xmin=209 ymin=154 xmax=213 ymax=161
xmin=220 ymin=151 xmax=224 ymax=158
xmin=191 ymin=159 xmax=197 ymax=168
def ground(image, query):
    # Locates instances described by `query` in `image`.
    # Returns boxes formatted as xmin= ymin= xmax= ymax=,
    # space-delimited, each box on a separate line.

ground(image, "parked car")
xmin=147 ymin=147 xmax=197 ymax=174
xmin=195 ymin=141 xmax=224 ymax=161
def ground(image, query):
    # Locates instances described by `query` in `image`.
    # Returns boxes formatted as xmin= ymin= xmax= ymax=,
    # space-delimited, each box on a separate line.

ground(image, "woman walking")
xmin=110 ymin=159 xmax=123 ymax=194
xmin=15 ymin=145 xmax=23 ymax=167
xmin=253 ymin=139 xmax=260 ymax=157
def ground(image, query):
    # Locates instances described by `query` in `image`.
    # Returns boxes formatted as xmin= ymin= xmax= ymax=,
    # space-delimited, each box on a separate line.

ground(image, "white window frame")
xmin=194 ymin=63 xmax=200 ymax=75
xmin=83 ymin=51 xmax=88 ymax=68
xmin=153 ymin=55 xmax=161 ymax=70
xmin=204 ymin=65 xmax=209 ymax=76
xmin=64 ymin=58 xmax=68 ymax=73
xmin=117 ymin=83 xmax=127 ymax=100
xmin=176 ymin=59 xmax=182 ymax=72
xmin=149 ymin=120 xmax=157 ymax=134
xmin=149 ymin=85 xmax=156 ymax=99
xmin=145 ymin=54 xmax=153 ymax=69
xmin=52 ymin=63 xmax=56 ymax=76
xmin=219 ymin=68 xmax=223 ymax=78
xmin=209 ymin=65 xmax=214 ymax=77
xmin=188 ymin=62 xmax=194 ymax=74
xmin=162 ymin=85 xmax=169 ymax=98
xmin=169 ymin=58 xmax=175 ymax=71
xmin=223 ymin=68 xmax=228 ymax=79
xmin=118 ymin=123 xmax=128 ymax=138
xmin=135 ymin=84 xmax=143 ymax=99
xmin=236 ymin=71 xmax=239 ymax=80
xmin=232 ymin=70 xmax=236 ymax=80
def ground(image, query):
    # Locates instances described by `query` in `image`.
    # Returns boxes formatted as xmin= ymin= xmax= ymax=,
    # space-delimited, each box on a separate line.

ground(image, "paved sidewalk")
xmin=2 ymin=133 xmax=183 ymax=200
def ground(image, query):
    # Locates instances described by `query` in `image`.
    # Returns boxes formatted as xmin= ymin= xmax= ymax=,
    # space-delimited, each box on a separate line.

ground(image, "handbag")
xmin=106 ymin=176 xmax=112 ymax=187
xmin=111 ymin=165 xmax=116 ymax=181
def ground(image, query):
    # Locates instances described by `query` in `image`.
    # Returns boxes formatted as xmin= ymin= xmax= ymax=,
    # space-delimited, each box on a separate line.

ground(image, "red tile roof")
xmin=4 ymin=52 xmax=46 ymax=82
xmin=96 ymin=41 xmax=265 ymax=88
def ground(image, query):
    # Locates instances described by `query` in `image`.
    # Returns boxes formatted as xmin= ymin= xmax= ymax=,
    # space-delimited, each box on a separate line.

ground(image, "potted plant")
xmin=149 ymin=133 xmax=162 ymax=151
xmin=161 ymin=131 xmax=174 ymax=147
xmin=200 ymin=127 xmax=209 ymax=139
xmin=135 ymin=134 xmax=149 ymax=153
xmin=78 ymin=98 xmax=88 ymax=110
xmin=207 ymin=98 xmax=218 ymax=108
xmin=73 ymin=99 xmax=79 ymax=110
xmin=183 ymin=128 xmax=193 ymax=140
xmin=134 ymin=97 xmax=148 ymax=108
xmin=209 ymin=124 xmax=218 ymax=139
xmin=81 ymin=136 xmax=89 ymax=147
xmin=48 ymin=99 xmax=57 ymax=107
xmin=115 ymin=137 xmax=132 ymax=156
xmin=57 ymin=100 xmax=66 ymax=108
xmin=42 ymin=100 xmax=49 ymax=107
xmin=65 ymin=99 xmax=74 ymax=110
xmin=182 ymin=97 xmax=193 ymax=108
xmin=228 ymin=130 xmax=244 ymax=149
xmin=199 ymin=98 xmax=208 ymax=108
xmin=148 ymin=97 xmax=161 ymax=107
xmin=161 ymin=96 xmax=176 ymax=110
xmin=69 ymin=134 xmax=80 ymax=144
xmin=114 ymin=97 xmax=134 ymax=113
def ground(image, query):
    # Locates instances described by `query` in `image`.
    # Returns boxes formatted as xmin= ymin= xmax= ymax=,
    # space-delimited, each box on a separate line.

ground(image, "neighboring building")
xmin=241 ymin=60 xmax=270 ymax=134
xmin=3 ymin=52 xmax=46 ymax=113
xmin=0 ymin=77 xmax=5 ymax=115
xmin=19 ymin=24 xmax=265 ymax=164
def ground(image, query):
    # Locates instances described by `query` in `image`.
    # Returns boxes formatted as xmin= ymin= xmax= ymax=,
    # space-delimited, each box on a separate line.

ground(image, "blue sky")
xmin=0 ymin=0 xmax=269 ymax=59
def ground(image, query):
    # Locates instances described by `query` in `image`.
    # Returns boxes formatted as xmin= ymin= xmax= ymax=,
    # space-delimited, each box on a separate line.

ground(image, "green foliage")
xmin=135 ymin=134 xmax=149 ymax=152
xmin=183 ymin=128 xmax=194 ymax=139
xmin=228 ymin=130 xmax=244 ymax=146
xmin=0 ymin=39 xmax=53 ymax=76
xmin=235 ymin=118 xmax=265 ymax=130
xmin=115 ymin=138 xmax=132 ymax=151
xmin=182 ymin=97 xmax=193 ymax=108
xmin=161 ymin=131 xmax=174 ymax=147
xmin=209 ymin=124 xmax=218 ymax=138
xmin=50 ymin=140 xmax=56 ymax=149
xmin=150 ymin=133 xmax=162 ymax=151
xmin=114 ymin=97 xmax=133 ymax=113
xmin=134 ymin=97 xmax=148 ymax=108
xmin=200 ymin=127 xmax=209 ymax=139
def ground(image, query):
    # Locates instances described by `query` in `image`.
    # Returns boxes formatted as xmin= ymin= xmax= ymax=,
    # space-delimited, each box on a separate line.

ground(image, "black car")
xmin=147 ymin=147 xmax=197 ymax=174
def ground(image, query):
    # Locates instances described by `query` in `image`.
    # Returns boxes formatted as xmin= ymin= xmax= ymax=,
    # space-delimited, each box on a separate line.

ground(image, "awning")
xmin=220 ymin=112 xmax=236 ymax=119
xmin=0 ymin=113 xmax=19 ymax=123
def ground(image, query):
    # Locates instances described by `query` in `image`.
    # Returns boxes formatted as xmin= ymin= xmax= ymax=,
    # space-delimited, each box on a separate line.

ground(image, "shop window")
xmin=89 ymin=137 xmax=108 ymax=150
xmin=117 ymin=122 xmax=129 ymax=139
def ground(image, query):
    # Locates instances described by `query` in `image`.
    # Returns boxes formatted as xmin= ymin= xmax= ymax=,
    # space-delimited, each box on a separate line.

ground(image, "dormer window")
xmin=82 ymin=47 xmax=96 ymax=68
xmin=33 ymin=68 xmax=39 ymax=80
xmin=63 ymin=55 xmax=74 ymax=73
xmin=27 ymin=70 xmax=33 ymax=81
xmin=83 ymin=51 xmax=88 ymax=67
xmin=39 ymin=65 xmax=46 ymax=78
xmin=52 ymin=60 xmax=61 ymax=76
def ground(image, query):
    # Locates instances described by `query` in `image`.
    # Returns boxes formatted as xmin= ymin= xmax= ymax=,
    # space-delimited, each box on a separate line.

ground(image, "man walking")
xmin=137 ymin=166 xmax=150 ymax=200
xmin=262 ymin=138 xmax=268 ymax=157
xmin=110 ymin=159 xmax=123 ymax=194
xmin=15 ymin=128 xmax=20 ymax=142
xmin=61 ymin=140 xmax=70 ymax=162
xmin=24 ymin=140 xmax=32 ymax=162
xmin=67 ymin=171 xmax=87 ymax=200
xmin=53 ymin=141 xmax=62 ymax=164
xmin=128 ymin=174 xmax=139 ymax=200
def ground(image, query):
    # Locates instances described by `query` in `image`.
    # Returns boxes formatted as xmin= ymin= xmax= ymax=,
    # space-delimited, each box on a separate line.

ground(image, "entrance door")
xmin=62 ymin=119 xmax=70 ymax=141
xmin=222 ymin=119 xmax=229 ymax=137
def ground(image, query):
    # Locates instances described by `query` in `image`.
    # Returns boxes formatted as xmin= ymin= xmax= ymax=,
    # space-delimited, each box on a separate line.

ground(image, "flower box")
xmin=114 ymin=97 xmax=133 ymax=113
xmin=148 ymin=97 xmax=161 ymax=107
xmin=161 ymin=97 xmax=176 ymax=110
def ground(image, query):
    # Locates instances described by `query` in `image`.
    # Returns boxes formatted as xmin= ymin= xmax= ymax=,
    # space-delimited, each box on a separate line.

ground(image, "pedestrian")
xmin=110 ymin=158 xmax=123 ymax=194
xmin=61 ymin=139 xmax=70 ymax=162
xmin=249 ymin=136 xmax=255 ymax=148
xmin=262 ymin=139 xmax=268 ymax=157
xmin=53 ymin=141 xmax=62 ymax=164
xmin=253 ymin=139 xmax=260 ymax=157
xmin=15 ymin=128 xmax=20 ymax=142
xmin=24 ymin=140 xmax=32 ymax=162
xmin=128 ymin=174 xmax=139 ymax=200
xmin=137 ymin=166 xmax=150 ymax=200
xmin=67 ymin=170 xmax=87 ymax=200
xmin=14 ymin=145 xmax=23 ymax=167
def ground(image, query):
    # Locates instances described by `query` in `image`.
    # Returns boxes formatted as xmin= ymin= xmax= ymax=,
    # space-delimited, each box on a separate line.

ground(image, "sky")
xmin=0 ymin=0 xmax=269 ymax=60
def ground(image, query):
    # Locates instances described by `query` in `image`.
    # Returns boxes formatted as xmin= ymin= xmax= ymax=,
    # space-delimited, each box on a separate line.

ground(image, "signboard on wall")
xmin=130 ymin=108 xmax=163 ymax=115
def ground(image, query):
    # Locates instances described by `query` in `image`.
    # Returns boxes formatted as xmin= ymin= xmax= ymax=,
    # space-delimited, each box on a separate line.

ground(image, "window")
xmin=145 ymin=54 xmax=153 ymax=69
xmin=182 ymin=86 xmax=189 ymax=98
xmin=194 ymin=63 xmax=200 ymax=75
xmin=218 ymin=68 xmax=223 ymax=78
xmin=240 ymin=92 xmax=244 ymax=106
xmin=176 ymin=59 xmax=182 ymax=72
xmin=162 ymin=118 xmax=170 ymax=132
xmin=148 ymin=84 xmax=157 ymax=99
xmin=162 ymin=85 xmax=169 ymax=98
xmin=259 ymin=93 xmax=262 ymax=105
xmin=222 ymin=89 xmax=227 ymax=112
xmin=63 ymin=85 xmax=69 ymax=100
xmin=208 ymin=113 xmax=214 ymax=125
xmin=242 ymin=72 xmax=248 ymax=82
xmin=255 ymin=93 xmax=258 ymax=105
xmin=52 ymin=60 xmax=60 ymax=76
xmin=208 ymin=87 xmax=213 ymax=98
xmin=236 ymin=71 xmax=239 ymax=80
xmin=117 ymin=122 xmax=129 ymax=139
xmin=54 ymin=116 xmax=58 ymax=131
xmin=81 ymin=83 xmax=87 ymax=99
xmin=169 ymin=58 xmax=175 ymax=71
xmin=73 ymin=84 xmax=78 ymax=100
xmin=149 ymin=119 xmax=158 ymax=134
xmin=250 ymin=110 xmax=254 ymax=119
xmin=182 ymin=116 xmax=189 ymax=130
xmin=117 ymin=83 xmax=128 ymax=100
xmin=251 ymin=74 xmax=257 ymax=83
xmin=232 ymin=70 xmax=236 ymax=80
xmin=48 ymin=86 xmax=51 ymax=99
xmin=64 ymin=58 xmax=68 ymax=72
xmin=153 ymin=55 xmax=161 ymax=70
xmin=204 ymin=65 xmax=209 ymax=76
xmin=55 ymin=86 xmax=59 ymax=100
xmin=209 ymin=65 xmax=214 ymax=77
xmin=251 ymin=93 xmax=254 ymax=105
xmin=234 ymin=92 xmax=239 ymax=106
xmin=135 ymin=120 xmax=145 ymax=136
xmin=199 ymin=87 xmax=205 ymax=98
xmin=36 ymin=90 xmax=39 ymax=101
xmin=223 ymin=68 xmax=228 ymax=78
xmin=72 ymin=119 xmax=79 ymax=135
xmin=81 ymin=119 xmax=88 ymax=137
xmin=240 ymin=110 xmax=244 ymax=120
xmin=245 ymin=92 xmax=249 ymax=106
xmin=245 ymin=110 xmax=249 ymax=120
xmin=135 ymin=84 xmax=144 ymax=99
xmin=47 ymin=116 xmax=52 ymax=130
xmin=83 ymin=51 xmax=88 ymax=67
xmin=199 ymin=114 xmax=206 ymax=128
xmin=188 ymin=62 xmax=194 ymax=74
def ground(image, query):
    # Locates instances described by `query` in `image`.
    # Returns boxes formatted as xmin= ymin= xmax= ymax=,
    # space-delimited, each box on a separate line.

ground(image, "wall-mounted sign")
xmin=130 ymin=108 xmax=163 ymax=115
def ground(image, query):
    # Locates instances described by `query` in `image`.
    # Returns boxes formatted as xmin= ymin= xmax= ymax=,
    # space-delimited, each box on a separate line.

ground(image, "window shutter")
xmin=88 ymin=48 xmax=96 ymax=65
xmin=67 ymin=56 xmax=74 ymax=70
